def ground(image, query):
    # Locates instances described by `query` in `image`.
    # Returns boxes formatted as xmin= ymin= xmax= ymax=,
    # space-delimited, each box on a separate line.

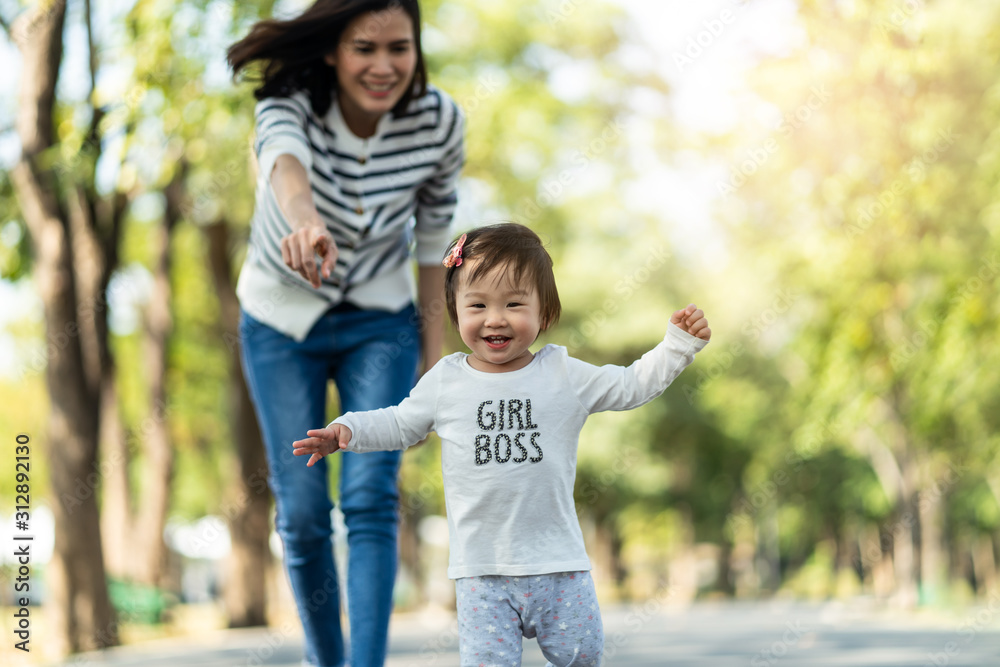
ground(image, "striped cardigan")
xmin=237 ymin=85 xmax=465 ymax=341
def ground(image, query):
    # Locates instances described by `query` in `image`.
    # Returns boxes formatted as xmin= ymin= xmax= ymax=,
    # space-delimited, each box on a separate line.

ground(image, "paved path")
xmin=46 ymin=600 xmax=1000 ymax=666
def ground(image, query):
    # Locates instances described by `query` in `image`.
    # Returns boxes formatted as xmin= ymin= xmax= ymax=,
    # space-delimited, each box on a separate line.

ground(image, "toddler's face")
xmin=455 ymin=259 xmax=543 ymax=373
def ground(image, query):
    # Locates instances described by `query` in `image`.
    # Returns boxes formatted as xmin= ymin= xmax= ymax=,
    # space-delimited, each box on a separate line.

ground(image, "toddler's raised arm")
xmin=568 ymin=305 xmax=710 ymax=414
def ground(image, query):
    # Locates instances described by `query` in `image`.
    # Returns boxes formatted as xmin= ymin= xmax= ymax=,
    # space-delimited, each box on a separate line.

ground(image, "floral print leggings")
xmin=454 ymin=571 xmax=603 ymax=667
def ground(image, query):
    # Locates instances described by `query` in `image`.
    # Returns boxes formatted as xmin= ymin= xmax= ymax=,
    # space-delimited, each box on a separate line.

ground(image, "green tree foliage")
xmin=697 ymin=0 xmax=1000 ymax=601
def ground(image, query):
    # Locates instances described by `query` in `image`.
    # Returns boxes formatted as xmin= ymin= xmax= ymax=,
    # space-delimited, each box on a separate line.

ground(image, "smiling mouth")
xmin=362 ymin=81 xmax=396 ymax=92
xmin=483 ymin=336 xmax=511 ymax=349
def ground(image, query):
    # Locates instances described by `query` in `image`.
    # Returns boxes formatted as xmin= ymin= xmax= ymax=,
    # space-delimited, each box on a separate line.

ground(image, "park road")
xmin=49 ymin=599 xmax=1000 ymax=666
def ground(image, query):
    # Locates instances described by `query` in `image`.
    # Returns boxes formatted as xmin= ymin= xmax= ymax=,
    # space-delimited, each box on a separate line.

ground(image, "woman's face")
xmin=325 ymin=7 xmax=418 ymax=137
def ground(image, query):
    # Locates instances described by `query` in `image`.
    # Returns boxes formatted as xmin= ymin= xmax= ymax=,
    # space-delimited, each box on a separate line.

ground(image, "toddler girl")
xmin=293 ymin=222 xmax=710 ymax=666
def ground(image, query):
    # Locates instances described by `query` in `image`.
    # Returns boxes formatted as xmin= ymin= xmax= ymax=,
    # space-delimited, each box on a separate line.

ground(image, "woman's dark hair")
xmin=444 ymin=223 xmax=562 ymax=331
xmin=227 ymin=0 xmax=428 ymax=117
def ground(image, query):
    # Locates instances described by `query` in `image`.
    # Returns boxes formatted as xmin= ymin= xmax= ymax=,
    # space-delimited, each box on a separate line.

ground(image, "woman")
xmin=227 ymin=1 xmax=464 ymax=665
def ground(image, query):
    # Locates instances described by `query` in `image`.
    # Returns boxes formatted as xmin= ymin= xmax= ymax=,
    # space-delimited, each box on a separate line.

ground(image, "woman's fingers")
xmin=298 ymin=233 xmax=320 ymax=287
xmin=281 ymin=233 xmax=307 ymax=278
xmin=281 ymin=228 xmax=336 ymax=288
xmin=314 ymin=234 xmax=338 ymax=279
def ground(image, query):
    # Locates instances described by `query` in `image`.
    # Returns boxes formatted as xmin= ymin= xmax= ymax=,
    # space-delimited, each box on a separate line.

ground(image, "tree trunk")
xmin=79 ymin=176 xmax=131 ymax=586
xmin=972 ymin=533 xmax=997 ymax=597
xmin=398 ymin=509 xmax=425 ymax=608
xmin=91 ymin=193 xmax=130 ymax=582
xmin=755 ymin=502 xmax=781 ymax=592
xmin=591 ymin=517 xmax=626 ymax=597
xmin=132 ymin=174 xmax=182 ymax=587
xmin=206 ymin=219 xmax=272 ymax=627
xmin=893 ymin=495 xmax=920 ymax=607
xmin=10 ymin=0 xmax=118 ymax=653
xmin=716 ymin=537 xmax=735 ymax=596
xmin=857 ymin=397 xmax=922 ymax=605
xmin=918 ymin=481 xmax=946 ymax=604
xmin=99 ymin=367 xmax=134 ymax=580
xmin=609 ymin=521 xmax=627 ymax=590
xmin=667 ymin=509 xmax=697 ymax=604
xmin=729 ymin=520 xmax=758 ymax=598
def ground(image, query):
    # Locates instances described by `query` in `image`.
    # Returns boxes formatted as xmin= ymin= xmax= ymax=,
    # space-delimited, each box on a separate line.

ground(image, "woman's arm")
xmin=270 ymin=154 xmax=337 ymax=288
xmin=412 ymin=98 xmax=464 ymax=373
xmin=418 ymin=264 xmax=446 ymax=373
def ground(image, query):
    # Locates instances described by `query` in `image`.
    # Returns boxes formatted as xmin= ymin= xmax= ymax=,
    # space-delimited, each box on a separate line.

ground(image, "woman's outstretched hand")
xmin=281 ymin=224 xmax=337 ymax=288
xmin=671 ymin=304 xmax=711 ymax=341
xmin=292 ymin=424 xmax=353 ymax=467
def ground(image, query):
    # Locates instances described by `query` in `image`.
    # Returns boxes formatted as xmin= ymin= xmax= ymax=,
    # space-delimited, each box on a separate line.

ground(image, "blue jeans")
xmin=239 ymin=302 xmax=420 ymax=667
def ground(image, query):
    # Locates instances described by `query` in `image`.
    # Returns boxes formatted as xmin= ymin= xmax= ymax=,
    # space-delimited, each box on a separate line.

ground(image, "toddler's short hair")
xmin=443 ymin=223 xmax=561 ymax=330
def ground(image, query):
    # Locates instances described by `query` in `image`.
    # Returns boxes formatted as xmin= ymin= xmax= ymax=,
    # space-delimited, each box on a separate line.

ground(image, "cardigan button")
xmin=358 ymin=156 xmax=367 ymax=164
xmin=354 ymin=206 xmax=364 ymax=215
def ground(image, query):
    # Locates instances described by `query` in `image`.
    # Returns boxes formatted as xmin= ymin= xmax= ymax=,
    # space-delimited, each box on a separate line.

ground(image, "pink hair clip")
xmin=443 ymin=233 xmax=467 ymax=268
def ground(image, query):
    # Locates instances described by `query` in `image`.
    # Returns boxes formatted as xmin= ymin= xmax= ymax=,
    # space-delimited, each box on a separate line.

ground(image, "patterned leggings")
xmin=454 ymin=571 xmax=603 ymax=667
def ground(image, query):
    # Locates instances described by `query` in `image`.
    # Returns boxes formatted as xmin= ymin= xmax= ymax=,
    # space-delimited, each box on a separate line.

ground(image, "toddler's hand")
xmin=671 ymin=304 xmax=711 ymax=341
xmin=292 ymin=424 xmax=353 ymax=467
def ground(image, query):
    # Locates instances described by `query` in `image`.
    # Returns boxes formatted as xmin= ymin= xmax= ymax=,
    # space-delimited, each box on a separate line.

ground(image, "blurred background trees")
xmin=0 ymin=0 xmax=998 ymax=659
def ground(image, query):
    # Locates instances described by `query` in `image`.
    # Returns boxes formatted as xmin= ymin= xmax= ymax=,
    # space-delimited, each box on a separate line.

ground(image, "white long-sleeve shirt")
xmin=334 ymin=323 xmax=708 ymax=579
